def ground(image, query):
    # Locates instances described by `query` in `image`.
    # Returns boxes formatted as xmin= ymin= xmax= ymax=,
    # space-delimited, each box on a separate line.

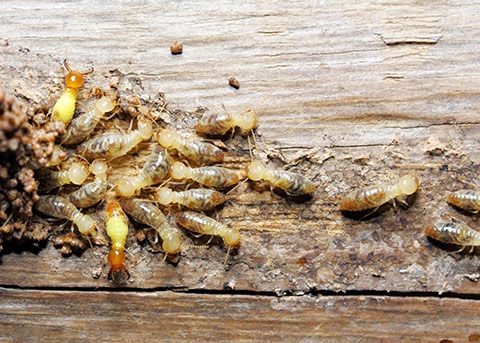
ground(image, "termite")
xmin=51 ymin=59 xmax=94 ymax=125
xmin=339 ymin=175 xmax=419 ymax=212
xmin=425 ymin=222 xmax=480 ymax=252
xmin=120 ymin=198 xmax=182 ymax=259
xmin=105 ymin=201 xmax=130 ymax=280
xmin=69 ymin=160 xmax=108 ymax=208
xmin=195 ymin=108 xmax=258 ymax=136
xmin=34 ymin=195 xmax=96 ymax=238
xmin=175 ymin=211 xmax=240 ymax=264
xmin=154 ymin=187 xmax=227 ymax=211
xmin=62 ymin=96 xmax=116 ymax=145
xmin=246 ymin=160 xmax=315 ymax=196
xmin=156 ymin=128 xmax=224 ymax=165
xmin=117 ymin=145 xmax=169 ymax=197
xmin=170 ymin=161 xmax=239 ymax=189
xmin=77 ymin=118 xmax=153 ymax=160
xmin=446 ymin=190 xmax=480 ymax=213
xmin=36 ymin=161 xmax=90 ymax=191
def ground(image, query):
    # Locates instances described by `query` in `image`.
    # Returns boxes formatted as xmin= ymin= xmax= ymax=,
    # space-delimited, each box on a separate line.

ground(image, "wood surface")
xmin=1 ymin=0 xmax=480 ymax=341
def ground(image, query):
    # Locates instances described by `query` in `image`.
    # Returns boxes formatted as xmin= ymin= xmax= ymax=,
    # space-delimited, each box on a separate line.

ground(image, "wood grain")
xmin=1 ymin=0 xmax=480 ymax=340
xmin=1 ymin=287 xmax=479 ymax=343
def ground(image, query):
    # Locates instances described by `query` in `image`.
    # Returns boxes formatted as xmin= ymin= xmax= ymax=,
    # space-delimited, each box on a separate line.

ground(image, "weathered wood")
xmin=1 ymin=287 xmax=479 ymax=342
xmin=1 ymin=1 xmax=480 ymax=340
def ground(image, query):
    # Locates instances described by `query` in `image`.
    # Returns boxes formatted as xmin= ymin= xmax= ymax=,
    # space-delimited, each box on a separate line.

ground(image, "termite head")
xmin=162 ymin=232 xmax=182 ymax=255
xmin=156 ymin=128 xmax=175 ymax=148
xmin=95 ymin=96 xmax=116 ymax=114
xmin=246 ymin=160 xmax=266 ymax=181
xmin=155 ymin=187 xmax=173 ymax=205
xmin=76 ymin=214 xmax=96 ymax=235
xmin=117 ymin=179 xmax=137 ymax=197
xmin=107 ymin=249 xmax=130 ymax=281
xmin=63 ymin=59 xmax=94 ymax=89
xmin=398 ymin=175 xmax=419 ymax=195
xmin=170 ymin=161 xmax=187 ymax=179
xmin=236 ymin=109 xmax=258 ymax=132
xmin=224 ymin=227 xmax=241 ymax=247
xmin=91 ymin=160 xmax=108 ymax=176
xmin=67 ymin=161 xmax=90 ymax=185
xmin=136 ymin=118 xmax=153 ymax=140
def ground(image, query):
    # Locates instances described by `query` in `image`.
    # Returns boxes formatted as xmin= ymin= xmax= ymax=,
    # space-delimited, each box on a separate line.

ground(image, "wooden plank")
xmin=1 ymin=287 xmax=479 ymax=342
xmin=1 ymin=0 xmax=480 ymax=296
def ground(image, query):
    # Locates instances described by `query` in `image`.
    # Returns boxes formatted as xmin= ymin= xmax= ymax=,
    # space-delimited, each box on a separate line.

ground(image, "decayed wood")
xmin=1 ymin=287 xmax=479 ymax=342
xmin=1 ymin=0 xmax=480 ymax=296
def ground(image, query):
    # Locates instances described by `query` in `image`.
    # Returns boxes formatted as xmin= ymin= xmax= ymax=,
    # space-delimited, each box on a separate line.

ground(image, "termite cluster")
xmin=27 ymin=59 xmax=316 ymax=282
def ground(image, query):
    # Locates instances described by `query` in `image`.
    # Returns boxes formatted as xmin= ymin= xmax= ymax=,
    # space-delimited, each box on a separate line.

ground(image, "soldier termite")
xmin=446 ymin=190 xmax=480 ymax=213
xmin=425 ymin=222 xmax=480 ymax=252
xmin=120 ymin=198 xmax=182 ymax=260
xmin=170 ymin=161 xmax=239 ymax=189
xmin=36 ymin=161 xmax=90 ymax=191
xmin=154 ymin=187 xmax=227 ymax=211
xmin=117 ymin=145 xmax=169 ymax=197
xmin=156 ymin=128 xmax=224 ymax=166
xmin=62 ymin=96 xmax=116 ymax=145
xmin=195 ymin=107 xmax=258 ymax=136
xmin=175 ymin=211 xmax=240 ymax=265
xmin=245 ymin=160 xmax=315 ymax=196
xmin=34 ymin=195 xmax=97 ymax=239
xmin=51 ymin=59 xmax=94 ymax=125
xmin=339 ymin=175 xmax=419 ymax=212
xmin=77 ymin=118 xmax=153 ymax=160
xmin=105 ymin=201 xmax=130 ymax=281
xmin=69 ymin=160 xmax=108 ymax=208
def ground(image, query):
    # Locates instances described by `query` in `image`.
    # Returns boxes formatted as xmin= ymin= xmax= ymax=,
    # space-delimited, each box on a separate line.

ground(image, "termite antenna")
xmin=161 ymin=253 xmax=168 ymax=264
xmin=223 ymin=245 xmax=232 ymax=268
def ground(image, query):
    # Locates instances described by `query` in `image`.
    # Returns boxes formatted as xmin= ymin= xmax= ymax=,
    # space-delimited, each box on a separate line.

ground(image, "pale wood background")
xmin=1 ymin=0 xmax=480 ymax=341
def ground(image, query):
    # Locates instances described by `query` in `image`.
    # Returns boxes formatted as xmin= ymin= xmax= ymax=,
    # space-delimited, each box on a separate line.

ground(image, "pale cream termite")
xmin=154 ymin=187 xmax=227 ymax=211
xmin=120 ymin=198 xmax=182 ymax=259
xmin=425 ymin=222 xmax=480 ymax=252
xmin=69 ymin=160 xmax=108 ymax=208
xmin=117 ymin=146 xmax=169 ymax=197
xmin=170 ymin=161 xmax=239 ymax=189
xmin=339 ymin=175 xmax=419 ymax=212
xmin=51 ymin=59 xmax=94 ymax=125
xmin=245 ymin=160 xmax=315 ymax=196
xmin=156 ymin=128 xmax=224 ymax=165
xmin=175 ymin=211 xmax=240 ymax=264
xmin=77 ymin=118 xmax=153 ymax=160
xmin=195 ymin=108 xmax=257 ymax=136
xmin=105 ymin=201 xmax=130 ymax=280
xmin=62 ymin=96 xmax=116 ymax=145
xmin=34 ymin=195 xmax=96 ymax=238
xmin=36 ymin=161 xmax=90 ymax=191
xmin=446 ymin=190 xmax=480 ymax=212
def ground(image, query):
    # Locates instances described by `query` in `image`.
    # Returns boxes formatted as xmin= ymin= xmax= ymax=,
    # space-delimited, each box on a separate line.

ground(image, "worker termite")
xmin=117 ymin=145 xmax=169 ymax=197
xmin=105 ymin=201 xmax=130 ymax=281
xmin=156 ymin=128 xmax=224 ymax=166
xmin=339 ymin=175 xmax=420 ymax=212
xmin=170 ymin=161 xmax=239 ymax=189
xmin=51 ymin=59 xmax=94 ymax=125
xmin=195 ymin=107 xmax=258 ymax=136
xmin=36 ymin=161 xmax=90 ymax=191
xmin=425 ymin=222 xmax=480 ymax=252
xmin=245 ymin=160 xmax=315 ymax=196
xmin=62 ymin=96 xmax=116 ymax=145
xmin=34 ymin=195 xmax=97 ymax=238
xmin=77 ymin=118 xmax=153 ymax=160
xmin=446 ymin=190 xmax=480 ymax=213
xmin=69 ymin=160 xmax=108 ymax=208
xmin=154 ymin=187 xmax=227 ymax=211
xmin=175 ymin=211 xmax=240 ymax=265
xmin=120 ymin=198 xmax=182 ymax=260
